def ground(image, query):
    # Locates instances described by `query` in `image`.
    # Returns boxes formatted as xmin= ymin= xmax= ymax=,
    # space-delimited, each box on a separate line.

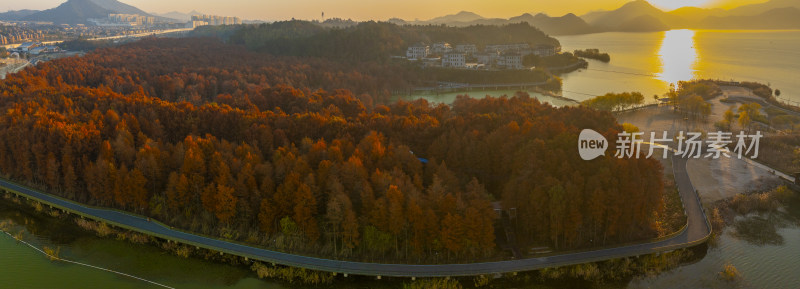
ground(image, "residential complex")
xmin=191 ymin=15 xmax=242 ymax=26
xmin=442 ymin=52 xmax=466 ymax=68
xmin=406 ymin=43 xmax=429 ymax=60
xmin=0 ymin=25 xmax=48 ymax=45
xmin=106 ymin=14 xmax=157 ymax=27
xmin=6 ymin=41 xmax=62 ymax=55
xmin=406 ymin=41 xmax=559 ymax=69
xmin=455 ymin=44 xmax=477 ymax=54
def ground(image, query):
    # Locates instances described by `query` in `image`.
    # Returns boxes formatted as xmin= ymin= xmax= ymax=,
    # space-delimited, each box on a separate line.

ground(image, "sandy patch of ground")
xmin=687 ymin=156 xmax=781 ymax=203
xmin=617 ymin=93 xmax=784 ymax=204
xmin=715 ymin=86 xmax=770 ymax=117
xmin=617 ymin=105 xmax=679 ymax=133
xmin=616 ymin=105 xmax=715 ymax=140
xmin=618 ymin=86 xmax=771 ymax=136
xmin=0 ymin=58 xmax=29 ymax=80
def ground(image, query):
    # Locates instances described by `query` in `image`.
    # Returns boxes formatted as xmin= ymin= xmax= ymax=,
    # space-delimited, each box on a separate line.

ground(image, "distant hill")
xmin=387 ymin=0 xmax=800 ymax=34
xmin=225 ymin=21 xmax=559 ymax=62
xmin=89 ymin=0 xmax=150 ymax=16
xmin=154 ymin=10 xmax=203 ymax=22
xmin=617 ymin=15 xmax=670 ymax=32
xmin=387 ymin=12 xmax=593 ymax=35
xmin=726 ymin=0 xmax=800 ymax=16
xmin=0 ymin=9 xmax=39 ymax=21
xmin=14 ymin=0 xmax=174 ymax=25
xmin=667 ymin=6 xmax=726 ymax=25
xmin=581 ymin=0 xmax=680 ymax=31
xmin=427 ymin=11 xmax=485 ymax=23
xmin=22 ymin=0 xmax=112 ymax=25
xmin=508 ymin=13 xmax=594 ymax=35
xmin=699 ymin=7 xmax=800 ymax=29
xmin=387 ymin=0 xmax=800 ymax=33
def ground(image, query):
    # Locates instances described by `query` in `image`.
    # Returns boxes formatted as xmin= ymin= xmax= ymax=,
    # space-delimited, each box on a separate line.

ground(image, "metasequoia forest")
xmin=0 ymin=38 xmax=664 ymax=263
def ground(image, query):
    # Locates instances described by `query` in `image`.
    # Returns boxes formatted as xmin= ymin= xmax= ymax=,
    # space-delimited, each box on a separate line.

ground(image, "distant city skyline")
xmin=2 ymin=0 xmax=777 ymax=21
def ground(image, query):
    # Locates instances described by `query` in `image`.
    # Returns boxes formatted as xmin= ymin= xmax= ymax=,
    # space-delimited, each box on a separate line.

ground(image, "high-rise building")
xmin=191 ymin=15 xmax=242 ymax=26
xmin=108 ymin=14 xmax=155 ymax=26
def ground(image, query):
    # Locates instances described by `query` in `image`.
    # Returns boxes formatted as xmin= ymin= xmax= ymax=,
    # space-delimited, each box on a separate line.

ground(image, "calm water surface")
xmin=558 ymin=30 xmax=800 ymax=103
xmin=396 ymin=89 xmax=575 ymax=107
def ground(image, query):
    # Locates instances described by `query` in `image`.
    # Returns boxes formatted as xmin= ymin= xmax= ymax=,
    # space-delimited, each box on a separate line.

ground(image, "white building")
xmin=191 ymin=15 xmax=242 ymax=25
xmin=108 ymin=14 xmax=156 ymax=26
xmin=531 ymin=44 xmax=558 ymax=57
xmin=442 ymin=52 xmax=466 ymax=68
xmin=406 ymin=43 xmax=429 ymax=60
xmin=17 ymin=42 xmax=39 ymax=52
xmin=29 ymin=45 xmax=60 ymax=55
xmin=498 ymin=52 xmax=522 ymax=69
xmin=187 ymin=20 xmax=209 ymax=28
xmin=430 ymin=42 xmax=452 ymax=55
xmin=485 ymin=43 xmax=530 ymax=53
xmin=475 ymin=51 xmax=499 ymax=66
xmin=455 ymin=44 xmax=477 ymax=55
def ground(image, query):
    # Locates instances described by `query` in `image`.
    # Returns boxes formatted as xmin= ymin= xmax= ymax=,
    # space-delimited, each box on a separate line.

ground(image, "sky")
xmin=4 ymin=0 xmax=775 ymax=21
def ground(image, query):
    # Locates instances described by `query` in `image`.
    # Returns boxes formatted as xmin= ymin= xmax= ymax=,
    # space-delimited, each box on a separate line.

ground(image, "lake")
xmin=558 ymin=30 xmax=800 ymax=104
xmin=395 ymin=89 xmax=577 ymax=107
xmin=400 ymin=30 xmax=800 ymax=106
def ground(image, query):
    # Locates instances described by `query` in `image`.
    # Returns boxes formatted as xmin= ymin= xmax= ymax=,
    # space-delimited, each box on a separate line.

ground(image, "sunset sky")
xmin=4 ymin=0 xmax=774 ymax=21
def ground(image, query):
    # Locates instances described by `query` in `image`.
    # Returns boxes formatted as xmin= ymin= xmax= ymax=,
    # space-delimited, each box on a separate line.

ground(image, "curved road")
xmin=0 ymin=154 xmax=711 ymax=277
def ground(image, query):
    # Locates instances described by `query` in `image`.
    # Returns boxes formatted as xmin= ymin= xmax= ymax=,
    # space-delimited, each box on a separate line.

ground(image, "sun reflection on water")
xmin=657 ymin=29 xmax=698 ymax=85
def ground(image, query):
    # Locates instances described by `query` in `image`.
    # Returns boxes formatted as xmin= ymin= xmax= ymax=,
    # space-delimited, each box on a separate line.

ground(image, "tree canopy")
xmin=0 ymin=37 xmax=664 ymax=262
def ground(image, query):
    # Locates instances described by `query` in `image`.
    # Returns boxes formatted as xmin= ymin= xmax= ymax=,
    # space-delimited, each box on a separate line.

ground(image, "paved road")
xmin=0 ymin=156 xmax=711 ymax=277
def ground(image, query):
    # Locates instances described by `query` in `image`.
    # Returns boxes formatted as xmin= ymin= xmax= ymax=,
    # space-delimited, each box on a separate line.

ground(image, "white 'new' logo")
xmin=578 ymin=129 xmax=608 ymax=160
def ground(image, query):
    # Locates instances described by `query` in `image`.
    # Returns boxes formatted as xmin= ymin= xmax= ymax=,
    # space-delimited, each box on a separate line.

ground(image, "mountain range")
xmin=392 ymin=0 xmax=800 ymax=34
xmin=0 ymin=10 xmax=39 ymax=21
xmin=0 ymin=0 xmax=181 ymax=25
xmin=387 ymin=11 xmax=596 ymax=35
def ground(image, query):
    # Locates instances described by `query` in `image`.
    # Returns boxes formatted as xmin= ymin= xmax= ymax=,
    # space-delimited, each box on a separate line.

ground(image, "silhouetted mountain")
xmin=427 ymin=11 xmax=484 ymax=23
xmin=0 ymin=9 xmax=39 ymax=21
xmin=22 ymin=0 xmax=112 ymax=25
xmin=667 ymin=6 xmax=726 ymax=24
xmin=447 ymin=18 xmax=510 ymax=26
xmin=699 ymin=7 xmax=800 ymax=29
xmin=387 ymin=12 xmax=592 ymax=35
xmin=397 ymin=0 xmax=800 ymax=33
xmin=726 ymin=0 xmax=800 ymax=16
xmin=386 ymin=18 xmax=408 ymax=25
xmin=154 ymin=10 xmax=203 ymax=22
xmin=581 ymin=0 xmax=680 ymax=30
xmin=617 ymin=15 xmax=669 ymax=32
xmin=509 ymin=13 xmax=594 ymax=35
xmin=89 ymin=0 xmax=149 ymax=16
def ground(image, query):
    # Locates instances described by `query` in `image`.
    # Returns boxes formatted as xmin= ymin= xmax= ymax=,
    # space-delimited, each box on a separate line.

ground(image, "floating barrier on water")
xmin=0 ymin=228 xmax=175 ymax=289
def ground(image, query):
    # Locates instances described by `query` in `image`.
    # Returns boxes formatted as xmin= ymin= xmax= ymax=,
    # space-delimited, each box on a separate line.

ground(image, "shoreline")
xmin=399 ymin=87 xmax=580 ymax=105
xmin=0 ymin=150 xmax=706 ymax=278
xmin=0 ymin=191 xmax=705 ymax=287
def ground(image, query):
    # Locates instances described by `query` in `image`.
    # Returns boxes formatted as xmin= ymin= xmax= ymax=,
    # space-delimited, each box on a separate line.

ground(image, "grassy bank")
xmin=2 ymin=189 xmax=705 ymax=288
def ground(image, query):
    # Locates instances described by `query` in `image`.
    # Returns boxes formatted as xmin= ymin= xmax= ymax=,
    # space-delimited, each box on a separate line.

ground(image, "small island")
xmin=574 ymin=49 xmax=611 ymax=62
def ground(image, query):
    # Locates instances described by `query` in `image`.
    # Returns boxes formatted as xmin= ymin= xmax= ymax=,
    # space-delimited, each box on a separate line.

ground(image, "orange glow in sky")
xmin=0 ymin=0 xmax=778 ymax=21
